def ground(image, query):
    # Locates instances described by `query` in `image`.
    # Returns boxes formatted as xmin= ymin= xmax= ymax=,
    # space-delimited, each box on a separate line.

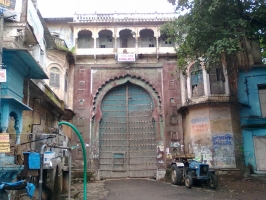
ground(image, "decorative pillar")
xmin=156 ymin=27 xmax=160 ymax=60
xmin=1 ymin=104 xmax=9 ymax=133
xmin=223 ymin=65 xmax=230 ymax=95
xmin=203 ymin=68 xmax=210 ymax=96
xmin=180 ymin=74 xmax=187 ymax=105
xmin=187 ymin=75 xmax=192 ymax=99
xmin=92 ymin=32 xmax=98 ymax=62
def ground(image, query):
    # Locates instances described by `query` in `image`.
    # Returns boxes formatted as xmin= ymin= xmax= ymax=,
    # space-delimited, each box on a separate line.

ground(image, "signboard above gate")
xmin=117 ymin=54 xmax=135 ymax=62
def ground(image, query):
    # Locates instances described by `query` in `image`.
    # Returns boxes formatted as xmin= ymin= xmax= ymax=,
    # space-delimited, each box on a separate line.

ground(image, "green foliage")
xmin=57 ymin=45 xmax=69 ymax=52
xmin=162 ymin=0 xmax=266 ymax=74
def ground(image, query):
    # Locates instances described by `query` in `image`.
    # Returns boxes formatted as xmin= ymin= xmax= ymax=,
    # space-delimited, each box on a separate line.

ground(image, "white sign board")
xmin=0 ymin=69 xmax=6 ymax=82
xmin=0 ymin=134 xmax=10 ymax=153
xmin=27 ymin=0 xmax=45 ymax=51
xmin=117 ymin=54 xmax=135 ymax=62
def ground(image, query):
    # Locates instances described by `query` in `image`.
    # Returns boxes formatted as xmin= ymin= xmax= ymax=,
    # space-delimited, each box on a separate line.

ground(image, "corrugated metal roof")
xmin=3 ymin=48 xmax=48 ymax=79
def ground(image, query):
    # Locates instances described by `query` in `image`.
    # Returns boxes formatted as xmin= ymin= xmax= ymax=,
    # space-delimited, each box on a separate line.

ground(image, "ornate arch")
xmin=92 ymin=74 xmax=162 ymax=121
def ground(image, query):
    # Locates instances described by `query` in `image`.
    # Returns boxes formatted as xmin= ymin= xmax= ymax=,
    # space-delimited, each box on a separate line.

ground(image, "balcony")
xmin=76 ymin=46 xmax=175 ymax=56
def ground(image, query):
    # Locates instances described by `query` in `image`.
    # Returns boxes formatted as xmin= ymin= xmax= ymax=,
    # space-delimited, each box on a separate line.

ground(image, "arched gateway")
xmin=99 ymin=82 xmax=157 ymax=178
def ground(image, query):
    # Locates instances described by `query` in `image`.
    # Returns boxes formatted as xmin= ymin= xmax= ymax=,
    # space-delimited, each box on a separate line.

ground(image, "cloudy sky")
xmin=38 ymin=0 xmax=176 ymax=17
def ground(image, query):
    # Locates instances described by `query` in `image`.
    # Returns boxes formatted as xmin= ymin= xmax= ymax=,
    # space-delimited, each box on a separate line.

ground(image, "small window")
xmin=165 ymin=41 xmax=172 ymax=44
xmin=100 ymin=45 xmax=106 ymax=48
xmin=169 ymin=80 xmax=175 ymax=88
xmin=49 ymin=67 xmax=60 ymax=87
xmin=170 ymin=98 xmax=175 ymax=105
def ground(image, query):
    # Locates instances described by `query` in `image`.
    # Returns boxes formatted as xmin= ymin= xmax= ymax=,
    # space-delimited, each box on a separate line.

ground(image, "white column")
xmin=180 ymin=74 xmax=187 ymax=105
xmin=223 ymin=64 xmax=230 ymax=95
xmin=93 ymin=37 xmax=97 ymax=61
xmin=187 ymin=75 xmax=192 ymax=99
xmin=203 ymin=69 xmax=210 ymax=96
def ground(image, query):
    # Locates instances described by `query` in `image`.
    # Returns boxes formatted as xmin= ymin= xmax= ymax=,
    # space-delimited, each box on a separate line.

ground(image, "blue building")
xmin=0 ymin=48 xmax=48 ymax=183
xmin=238 ymin=66 xmax=266 ymax=173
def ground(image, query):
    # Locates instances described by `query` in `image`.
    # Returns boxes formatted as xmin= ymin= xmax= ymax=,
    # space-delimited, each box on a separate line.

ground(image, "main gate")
xmin=99 ymin=83 xmax=157 ymax=178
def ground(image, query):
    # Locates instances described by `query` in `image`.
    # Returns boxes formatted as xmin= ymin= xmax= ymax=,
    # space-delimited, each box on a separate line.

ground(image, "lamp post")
xmin=58 ymin=121 xmax=87 ymax=200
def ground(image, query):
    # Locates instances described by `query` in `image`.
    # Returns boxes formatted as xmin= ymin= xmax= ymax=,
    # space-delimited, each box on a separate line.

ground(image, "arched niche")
xmin=118 ymin=29 xmax=135 ymax=48
xmin=77 ymin=30 xmax=93 ymax=48
xmin=139 ymin=29 xmax=155 ymax=47
xmin=97 ymin=29 xmax=114 ymax=48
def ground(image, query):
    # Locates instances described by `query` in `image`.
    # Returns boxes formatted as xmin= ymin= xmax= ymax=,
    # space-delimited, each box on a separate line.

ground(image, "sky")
xmin=38 ymin=0 xmax=176 ymax=18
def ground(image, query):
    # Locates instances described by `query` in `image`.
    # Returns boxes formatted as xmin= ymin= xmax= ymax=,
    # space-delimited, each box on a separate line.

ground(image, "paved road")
xmin=102 ymin=179 xmax=217 ymax=200
xmin=75 ymin=177 xmax=266 ymax=200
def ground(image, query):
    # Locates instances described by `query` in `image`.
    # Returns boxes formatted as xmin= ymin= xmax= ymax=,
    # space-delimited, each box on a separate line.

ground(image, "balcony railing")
xmin=53 ymin=36 xmax=68 ymax=49
xmin=75 ymin=46 xmax=176 ymax=56
xmin=74 ymin=12 xmax=178 ymax=23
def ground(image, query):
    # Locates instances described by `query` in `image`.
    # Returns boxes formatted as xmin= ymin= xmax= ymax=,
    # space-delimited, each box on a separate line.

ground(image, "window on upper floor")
xmin=98 ymin=30 xmax=113 ymax=48
xmin=77 ymin=30 xmax=92 ymax=48
xmin=159 ymin=35 xmax=173 ymax=47
xmin=209 ymin=67 xmax=225 ymax=94
xmin=258 ymin=84 xmax=266 ymax=117
xmin=139 ymin=29 xmax=155 ymax=48
xmin=50 ymin=67 xmax=60 ymax=88
xmin=191 ymin=64 xmax=204 ymax=97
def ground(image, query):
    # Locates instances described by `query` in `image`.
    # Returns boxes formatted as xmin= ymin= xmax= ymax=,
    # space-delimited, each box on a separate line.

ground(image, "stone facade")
xmin=44 ymin=11 xmax=246 ymax=180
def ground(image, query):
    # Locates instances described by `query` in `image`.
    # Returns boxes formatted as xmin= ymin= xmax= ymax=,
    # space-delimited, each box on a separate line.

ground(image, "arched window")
xmin=77 ymin=30 xmax=92 ymax=48
xmin=190 ymin=64 xmax=204 ymax=97
xmin=50 ymin=67 xmax=60 ymax=88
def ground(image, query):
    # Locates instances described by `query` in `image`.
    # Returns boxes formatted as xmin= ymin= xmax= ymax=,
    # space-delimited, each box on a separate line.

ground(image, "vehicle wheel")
xmin=171 ymin=165 xmax=183 ymax=185
xmin=209 ymin=174 xmax=218 ymax=189
xmin=185 ymin=175 xmax=193 ymax=189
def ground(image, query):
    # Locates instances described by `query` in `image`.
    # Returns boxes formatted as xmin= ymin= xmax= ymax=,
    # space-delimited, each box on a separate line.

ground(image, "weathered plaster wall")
xmin=72 ymin=65 xmax=91 ymax=169
xmin=161 ymin=63 xmax=183 ymax=167
xmin=183 ymin=105 xmax=240 ymax=168
xmin=72 ymin=61 xmax=180 ymax=170
xmin=238 ymin=67 xmax=266 ymax=172
xmin=44 ymin=50 xmax=68 ymax=100
xmin=47 ymin=23 xmax=74 ymax=49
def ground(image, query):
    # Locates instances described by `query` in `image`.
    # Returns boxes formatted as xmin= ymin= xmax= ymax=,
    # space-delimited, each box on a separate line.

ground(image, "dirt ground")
xmin=201 ymin=176 xmax=266 ymax=200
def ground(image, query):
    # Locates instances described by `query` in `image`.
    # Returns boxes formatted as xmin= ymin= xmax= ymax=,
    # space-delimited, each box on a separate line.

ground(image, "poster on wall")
xmin=0 ymin=0 xmax=22 ymax=22
xmin=0 ymin=69 xmax=6 ymax=82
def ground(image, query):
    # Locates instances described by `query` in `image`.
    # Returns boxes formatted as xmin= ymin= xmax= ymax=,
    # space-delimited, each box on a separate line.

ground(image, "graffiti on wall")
xmin=191 ymin=117 xmax=210 ymax=134
xmin=192 ymin=143 xmax=213 ymax=166
xmin=212 ymin=134 xmax=236 ymax=167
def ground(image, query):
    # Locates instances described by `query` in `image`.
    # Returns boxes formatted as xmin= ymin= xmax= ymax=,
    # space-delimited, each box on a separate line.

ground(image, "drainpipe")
xmin=39 ymin=144 xmax=47 ymax=200
xmin=58 ymin=122 xmax=87 ymax=200
xmin=68 ymin=150 xmax=71 ymax=200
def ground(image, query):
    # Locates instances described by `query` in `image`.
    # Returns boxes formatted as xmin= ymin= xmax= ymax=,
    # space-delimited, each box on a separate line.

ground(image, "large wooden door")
xmin=99 ymin=83 xmax=157 ymax=178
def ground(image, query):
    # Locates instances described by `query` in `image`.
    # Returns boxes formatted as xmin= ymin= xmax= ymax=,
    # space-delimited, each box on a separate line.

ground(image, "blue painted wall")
xmin=1 ymin=64 xmax=24 ymax=101
xmin=238 ymin=66 xmax=266 ymax=171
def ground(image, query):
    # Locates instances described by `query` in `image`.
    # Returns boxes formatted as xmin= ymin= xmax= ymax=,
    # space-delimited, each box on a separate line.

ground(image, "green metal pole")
xmin=58 ymin=121 xmax=87 ymax=200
